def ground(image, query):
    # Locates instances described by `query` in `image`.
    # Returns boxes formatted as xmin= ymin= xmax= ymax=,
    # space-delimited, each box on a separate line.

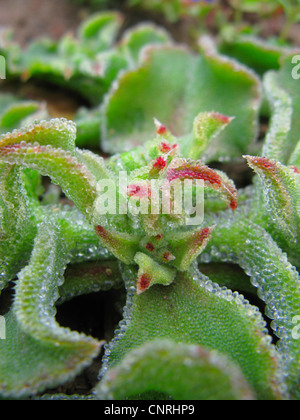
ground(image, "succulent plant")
xmin=128 ymin=0 xmax=218 ymax=23
xmin=0 ymin=10 xmax=300 ymax=401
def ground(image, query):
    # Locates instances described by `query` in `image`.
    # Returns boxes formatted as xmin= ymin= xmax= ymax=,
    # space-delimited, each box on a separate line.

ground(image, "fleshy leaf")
xmin=102 ymin=43 xmax=261 ymax=160
xmin=119 ymin=23 xmax=171 ymax=64
xmin=0 ymin=122 xmax=98 ymax=216
xmin=262 ymin=72 xmax=293 ymax=164
xmin=0 ymin=222 xmax=102 ymax=398
xmin=166 ymin=158 xmax=238 ymax=211
xmin=35 ymin=205 xmax=113 ymax=264
xmin=0 ymin=164 xmax=36 ymax=290
xmin=0 ymin=94 xmax=44 ymax=134
xmin=59 ymin=260 xmax=122 ymax=304
xmin=74 ymin=107 xmax=102 ymax=149
xmin=95 ymin=226 xmax=141 ymax=264
xmin=134 ymin=252 xmax=176 ymax=295
xmin=0 ymin=118 xmax=77 ymax=152
xmin=272 ymin=54 xmax=300 ymax=161
xmin=97 ymin=339 xmax=255 ymax=400
xmin=245 ymin=156 xmax=300 ymax=256
xmin=78 ymin=12 xmax=123 ymax=52
xmin=178 ymin=112 xmax=234 ymax=160
xmin=2 ymin=16 xmax=126 ymax=106
xmin=289 ymin=140 xmax=300 ymax=168
xmin=102 ymin=266 xmax=285 ymax=400
xmin=219 ymin=35 xmax=290 ymax=75
xmin=200 ymin=217 xmax=300 ymax=399
xmin=166 ymin=226 xmax=215 ymax=271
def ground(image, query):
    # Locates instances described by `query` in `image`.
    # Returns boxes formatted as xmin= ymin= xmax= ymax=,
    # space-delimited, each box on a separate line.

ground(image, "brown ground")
xmin=0 ymin=0 xmax=84 ymax=45
xmin=2 ymin=0 xmax=299 ymax=47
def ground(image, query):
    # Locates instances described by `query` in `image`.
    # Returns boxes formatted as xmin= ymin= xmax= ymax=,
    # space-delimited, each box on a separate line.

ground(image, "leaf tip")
xmin=136 ymin=273 xmax=152 ymax=295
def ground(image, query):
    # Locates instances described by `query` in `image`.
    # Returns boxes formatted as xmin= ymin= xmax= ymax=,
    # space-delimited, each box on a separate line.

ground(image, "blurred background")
xmin=1 ymin=0 xmax=300 ymax=46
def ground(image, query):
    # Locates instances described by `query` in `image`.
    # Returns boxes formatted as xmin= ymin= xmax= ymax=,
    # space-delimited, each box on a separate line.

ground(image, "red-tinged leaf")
xmin=166 ymin=226 xmax=216 ymax=271
xmin=179 ymin=112 xmax=234 ymax=160
xmin=166 ymin=158 xmax=238 ymax=211
xmin=127 ymin=183 xmax=150 ymax=198
xmin=158 ymin=141 xmax=179 ymax=155
xmin=95 ymin=225 xmax=141 ymax=264
xmin=0 ymin=118 xmax=77 ymax=152
xmin=290 ymin=166 xmax=300 ymax=174
xmin=0 ymin=142 xmax=97 ymax=216
xmin=134 ymin=252 xmax=176 ymax=295
xmin=245 ymin=156 xmax=300 ymax=253
xmin=149 ymin=156 xmax=168 ymax=178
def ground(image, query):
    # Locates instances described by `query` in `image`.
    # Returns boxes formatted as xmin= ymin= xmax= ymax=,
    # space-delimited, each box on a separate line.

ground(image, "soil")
xmin=0 ymin=0 xmax=84 ymax=45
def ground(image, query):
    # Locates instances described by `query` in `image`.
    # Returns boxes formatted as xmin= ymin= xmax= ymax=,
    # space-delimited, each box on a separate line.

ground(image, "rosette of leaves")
xmin=0 ymin=106 xmax=297 ymax=400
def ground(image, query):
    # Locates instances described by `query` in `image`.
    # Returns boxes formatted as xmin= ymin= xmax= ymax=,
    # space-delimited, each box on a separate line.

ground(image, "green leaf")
xmin=0 ymin=121 xmax=98 ymax=216
xmin=289 ymin=140 xmax=300 ymax=167
xmin=261 ymin=71 xmax=293 ymax=164
xmin=134 ymin=252 xmax=176 ymax=295
xmin=103 ymin=266 xmax=285 ymax=400
xmin=0 ymin=164 xmax=36 ymax=290
xmin=219 ymin=35 xmax=288 ymax=75
xmin=0 ymin=222 xmax=102 ymax=398
xmin=0 ymin=118 xmax=77 ymax=152
xmin=78 ymin=12 xmax=123 ymax=52
xmin=95 ymin=226 xmax=141 ymax=264
xmin=166 ymin=226 xmax=215 ymax=271
xmin=273 ymin=54 xmax=300 ymax=161
xmin=200 ymin=217 xmax=300 ymax=399
xmin=97 ymin=339 xmax=255 ymax=400
xmin=246 ymin=156 xmax=300 ymax=258
xmin=178 ymin=112 xmax=234 ymax=160
xmin=74 ymin=107 xmax=102 ymax=149
xmin=59 ymin=260 xmax=122 ymax=304
xmin=198 ymin=263 xmax=257 ymax=296
xmin=119 ymin=23 xmax=171 ymax=64
xmin=101 ymin=43 xmax=261 ymax=161
xmin=165 ymin=157 xmax=238 ymax=211
xmin=0 ymin=95 xmax=43 ymax=134
xmin=35 ymin=205 xmax=113 ymax=264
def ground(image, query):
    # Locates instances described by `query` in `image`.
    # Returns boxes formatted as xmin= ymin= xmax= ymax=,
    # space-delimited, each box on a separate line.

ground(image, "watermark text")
xmin=0 ymin=316 xmax=6 ymax=340
xmin=0 ymin=55 xmax=6 ymax=80
xmin=292 ymin=315 xmax=300 ymax=340
xmin=292 ymin=55 xmax=300 ymax=80
xmin=95 ymin=173 xmax=205 ymax=226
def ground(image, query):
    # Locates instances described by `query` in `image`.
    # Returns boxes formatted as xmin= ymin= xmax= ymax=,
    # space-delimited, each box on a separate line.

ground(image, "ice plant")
xmin=128 ymin=0 xmax=218 ymax=22
xmin=0 ymin=100 xmax=296 ymax=400
xmin=0 ymin=10 xmax=300 ymax=402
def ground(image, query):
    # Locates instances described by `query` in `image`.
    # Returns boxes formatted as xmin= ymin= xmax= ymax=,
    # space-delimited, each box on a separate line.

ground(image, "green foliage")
xmin=102 ymin=266 xmax=284 ymax=400
xmin=0 ymin=222 xmax=102 ymax=398
xmin=97 ymin=339 xmax=255 ymax=400
xmin=128 ymin=0 xmax=217 ymax=23
xmin=102 ymin=41 xmax=261 ymax=161
xmin=0 ymin=9 xmax=300 ymax=401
